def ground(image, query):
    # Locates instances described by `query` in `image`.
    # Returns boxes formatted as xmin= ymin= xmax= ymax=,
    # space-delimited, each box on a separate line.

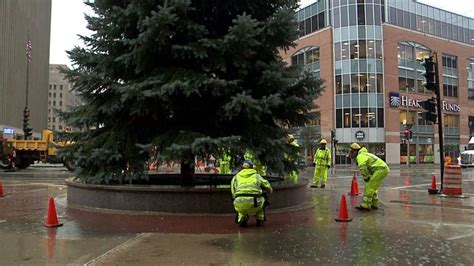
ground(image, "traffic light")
xmin=421 ymin=57 xmax=437 ymax=91
xmin=23 ymin=107 xmax=33 ymax=139
xmin=420 ymin=97 xmax=437 ymax=124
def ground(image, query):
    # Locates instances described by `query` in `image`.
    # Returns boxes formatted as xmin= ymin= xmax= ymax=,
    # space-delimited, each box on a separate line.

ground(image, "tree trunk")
xmin=180 ymin=154 xmax=195 ymax=186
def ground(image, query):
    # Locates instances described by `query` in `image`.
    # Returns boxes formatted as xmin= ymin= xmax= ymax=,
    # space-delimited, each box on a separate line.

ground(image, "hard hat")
xmin=350 ymin=143 xmax=361 ymax=149
xmin=241 ymin=160 xmax=254 ymax=169
xmin=320 ymin=139 xmax=327 ymax=144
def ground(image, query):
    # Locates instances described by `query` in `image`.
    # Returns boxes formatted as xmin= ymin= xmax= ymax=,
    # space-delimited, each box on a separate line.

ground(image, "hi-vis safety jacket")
xmin=355 ymin=147 xmax=388 ymax=178
xmin=314 ymin=147 xmax=331 ymax=167
xmin=231 ymin=169 xmax=272 ymax=199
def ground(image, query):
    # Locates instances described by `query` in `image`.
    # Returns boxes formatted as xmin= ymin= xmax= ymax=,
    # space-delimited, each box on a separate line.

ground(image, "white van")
xmin=460 ymin=137 xmax=474 ymax=167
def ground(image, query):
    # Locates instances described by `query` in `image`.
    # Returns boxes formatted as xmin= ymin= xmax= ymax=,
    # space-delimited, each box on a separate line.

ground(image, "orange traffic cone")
xmin=428 ymin=175 xmax=439 ymax=195
xmin=0 ymin=181 xmax=4 ymax=197
xmin=348 ymin=173 xmax=361 ymax=196
xmin=335 ymin=195 xmax=353 ymax=222
xmin=44 ymin=197 xmax=63 ymax=227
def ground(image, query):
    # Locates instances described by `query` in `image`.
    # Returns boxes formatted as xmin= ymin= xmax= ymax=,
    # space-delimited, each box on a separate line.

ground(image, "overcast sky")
xmin=50 ymin=0 xmax=474 ymax=66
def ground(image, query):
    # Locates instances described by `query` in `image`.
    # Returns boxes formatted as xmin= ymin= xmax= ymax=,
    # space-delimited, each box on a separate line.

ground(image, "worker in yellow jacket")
xmin=312 ymin=139 xmax=331 ymax=188
xmin=231 ymin=160 xmax=273 ymax=227
xmin=349 ymin=143 xmax=390 ymax=211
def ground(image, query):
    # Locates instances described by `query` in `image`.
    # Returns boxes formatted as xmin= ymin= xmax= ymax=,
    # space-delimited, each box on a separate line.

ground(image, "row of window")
xmin=49 ymin=92 xmax=63 ymax=98
xmin=298 ymin=12 xmax=326 ymax=37
xmin=334 ymin=40 xmax=382 ymax=60
xmin=336 ymin=73 xmax=383 ymax=94
xmin=334 ymin=25 xmax=383 ymax=43
xmin=48 ymin=101 xmax=63 ymax=107
xmin=297 ymin=0 xmax=326 ymax=21
xmin=397 ymin=42 xmax=430 ymax=62
xmin=332 ymin=0 xmax=384 ymax=7
xmin=400 ymin=110 xmax=460 ymax=128
xmin=291 ymin=47 xmax=320 ymax=66
xmin=388 ymin=7 xmax=474 ymax=45
xmin=49 ymin=84 xmax=64 ymax=90
xmin=332 ymin=3 xmax=385 ymax=28
xmin=335 ymin=108 xmax=384 ymax=128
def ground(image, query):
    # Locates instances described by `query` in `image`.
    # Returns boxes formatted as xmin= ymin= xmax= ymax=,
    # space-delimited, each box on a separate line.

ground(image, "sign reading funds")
xmin=355 ymin=130 xmax=365 ymax=141
xmin=389 ymin=92 xmax=460 ymax=112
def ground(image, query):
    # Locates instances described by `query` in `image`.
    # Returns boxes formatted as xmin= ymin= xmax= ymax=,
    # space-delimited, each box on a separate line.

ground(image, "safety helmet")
xmin=320 ymin=139 xmax=327 ymax=144
xmin=241 ymin=160 xmax=254 ymax=169
xmin=350 ymin=143 xmax=361 ymax=150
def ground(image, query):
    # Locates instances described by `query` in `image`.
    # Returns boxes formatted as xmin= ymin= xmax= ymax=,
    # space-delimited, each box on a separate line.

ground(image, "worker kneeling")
xmin=231 ymin=160 xmax=273 ymax=227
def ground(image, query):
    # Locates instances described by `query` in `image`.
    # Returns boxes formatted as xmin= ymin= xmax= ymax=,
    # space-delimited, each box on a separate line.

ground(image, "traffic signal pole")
xmin=433 ymin=52 xmax=445 ymax=191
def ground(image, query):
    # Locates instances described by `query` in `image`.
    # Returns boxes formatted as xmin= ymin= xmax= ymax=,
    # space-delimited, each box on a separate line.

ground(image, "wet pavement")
xmin=0 ymin=165 xmax=474 ymax=264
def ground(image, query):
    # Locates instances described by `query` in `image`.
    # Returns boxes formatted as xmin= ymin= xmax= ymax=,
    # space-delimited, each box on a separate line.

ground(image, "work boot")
xmin=310 ymin=184 xmax=318 ymax=188
xmin=355 ymin=206 xmax=371 ymax=212
xmin=239 ymin=220 xmax=248 ymax=228
xmin=256 ymin=220 xmax=265 ymax=227
xmin=320 ymin=184 xmax=325 ymax=188
xmin=371 ymin=206 xmax=379 ymax=210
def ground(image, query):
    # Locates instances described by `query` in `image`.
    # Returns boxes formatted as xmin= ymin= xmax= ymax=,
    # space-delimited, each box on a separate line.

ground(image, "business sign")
xmin=355 ymin=130 xmax=365 ymax=141
xmin=3 ymin=128 xmax=14 ymax=134
xmin=388 ymin=92 xmax=461 ymax=113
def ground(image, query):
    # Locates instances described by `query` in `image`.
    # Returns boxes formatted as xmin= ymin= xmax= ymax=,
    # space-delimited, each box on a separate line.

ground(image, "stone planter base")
xmin=66 ymin=175 xmax=308 ymax=214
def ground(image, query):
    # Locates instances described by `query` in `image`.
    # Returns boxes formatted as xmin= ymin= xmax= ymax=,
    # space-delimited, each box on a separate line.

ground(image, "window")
xmin=60 ymin=93 xmax=62 ymax=98
xmin=59 ymin=101 xmax=62 ymax=107
xmin=352 ymin=108 xmax=361 ymax=127
xmin=400 ymin=110 xmax=416 ymax=126
xmin=291 ymin=47 xmax=320 ymax=66
xmin=357 ymin=4 xmax=365 ymax=25
xmin=468 ymin=58 xmax=474 ymax=100
xmin=443 ymin=114 xmax=459 ymax=128
xmin=53 ymin=85 xmax=56 ymax=90
xmin=336 ymin=109 xmax=342 ymax=128
xmin=52 ymin=117 xmax=56 ymax=123
xmin=344 ymin=108 xmax=351 ymax=127
xmin=442 ymin=54 xmax=458 ymax=98
xmin=60 ymin=85 xmax=63 ymax=90
xmin=53 ymin=93 xmax=56 ymax=98
xmin=52 ymin=125 xmax=55 ymax=130
xmin=53 ymin=101 xmax=56 ymax=106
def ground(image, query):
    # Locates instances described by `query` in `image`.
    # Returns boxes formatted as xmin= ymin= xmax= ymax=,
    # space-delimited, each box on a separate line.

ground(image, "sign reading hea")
xmin=388 ymin=92 xmax=460 ymax=112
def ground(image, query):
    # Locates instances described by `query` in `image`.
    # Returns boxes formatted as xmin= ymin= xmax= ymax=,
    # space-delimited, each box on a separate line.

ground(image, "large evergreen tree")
xmin=63 ymin=0 xmax=324 ymax=184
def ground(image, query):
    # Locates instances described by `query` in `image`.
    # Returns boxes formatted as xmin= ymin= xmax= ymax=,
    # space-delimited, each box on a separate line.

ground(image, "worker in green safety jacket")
xmin=349 ymin=143 xmax=390 ymax=211
xmin=218 ymin=148 xmax=232 ymax=174
xmin=312 ymin=139 xmax=331 ymax=188
xmin=231 ymin=160 xmax=273 ymax=227
xmin=286 ymin=134 xmax=300 ymax=183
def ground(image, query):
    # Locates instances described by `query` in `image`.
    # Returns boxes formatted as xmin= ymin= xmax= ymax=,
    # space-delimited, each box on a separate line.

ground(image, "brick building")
xmin=282 ymin=0 xmax=474 ymax=164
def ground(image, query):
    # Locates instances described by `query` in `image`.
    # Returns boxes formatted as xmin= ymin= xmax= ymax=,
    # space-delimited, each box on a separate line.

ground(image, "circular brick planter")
xmin=66 ymin=175 xmax=308 ymax=214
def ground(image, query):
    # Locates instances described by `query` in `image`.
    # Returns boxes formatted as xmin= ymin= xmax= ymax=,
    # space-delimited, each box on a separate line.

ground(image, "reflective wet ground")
xmin=0 ymin=165 xmax=473 ymax=264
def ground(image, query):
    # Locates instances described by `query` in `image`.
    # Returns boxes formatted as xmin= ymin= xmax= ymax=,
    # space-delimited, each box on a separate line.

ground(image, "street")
xmin=0 ymin=164 xmax=473 ymax=264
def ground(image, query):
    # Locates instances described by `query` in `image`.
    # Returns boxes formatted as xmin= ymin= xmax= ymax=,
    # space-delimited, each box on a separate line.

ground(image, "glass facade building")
xmin=286 ymin=0 xmax=474 ymax=164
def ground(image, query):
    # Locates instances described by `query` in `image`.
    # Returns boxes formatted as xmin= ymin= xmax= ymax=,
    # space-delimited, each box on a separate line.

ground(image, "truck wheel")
xmin=15 ymin=157 xmax=31 ymax=169
xmin=64 ymin=158 xmax=77 ymax=171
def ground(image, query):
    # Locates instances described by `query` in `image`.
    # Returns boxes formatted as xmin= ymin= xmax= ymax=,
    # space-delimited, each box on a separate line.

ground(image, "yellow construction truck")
xmin=0 ymin=129 xmax=76 ymax=171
